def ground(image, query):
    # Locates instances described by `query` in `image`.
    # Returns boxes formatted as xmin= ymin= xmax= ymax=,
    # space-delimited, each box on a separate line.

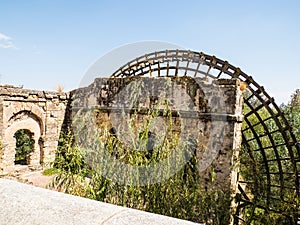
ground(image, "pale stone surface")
xmin=0 ymin=178 xmax=199 ymax=225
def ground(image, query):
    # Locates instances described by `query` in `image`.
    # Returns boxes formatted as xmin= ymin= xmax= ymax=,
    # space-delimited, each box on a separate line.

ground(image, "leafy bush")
xmin=47 ymin=130 xmax=91 ymax=197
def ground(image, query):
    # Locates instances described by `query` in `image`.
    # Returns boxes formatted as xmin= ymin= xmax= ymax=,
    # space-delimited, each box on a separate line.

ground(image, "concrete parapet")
xmin=0 ymin=178 xmax=199 ymax=225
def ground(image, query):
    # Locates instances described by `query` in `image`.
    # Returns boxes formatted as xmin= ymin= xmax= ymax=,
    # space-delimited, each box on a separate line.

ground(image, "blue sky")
xmin=0 ymin=0 xmax=300 ymax=104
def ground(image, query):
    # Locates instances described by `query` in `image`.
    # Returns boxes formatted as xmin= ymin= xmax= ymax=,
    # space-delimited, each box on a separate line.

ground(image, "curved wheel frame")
xmin=110 ymin=49 xmax=300 ymax=223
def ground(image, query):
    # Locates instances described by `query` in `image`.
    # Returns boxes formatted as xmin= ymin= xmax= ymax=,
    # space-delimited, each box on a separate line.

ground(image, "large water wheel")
xmin=109 ymin=49 xmax=299 ymax=224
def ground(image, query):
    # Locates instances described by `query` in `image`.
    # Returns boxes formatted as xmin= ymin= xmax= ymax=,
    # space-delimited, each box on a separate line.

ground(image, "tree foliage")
xmin=281 ymin=89 xmax=300 ymax=139
xmin=238 ymin=91 xmax=299 ymax=224
xmin=14 ymin=129 xmax=34 ymax=164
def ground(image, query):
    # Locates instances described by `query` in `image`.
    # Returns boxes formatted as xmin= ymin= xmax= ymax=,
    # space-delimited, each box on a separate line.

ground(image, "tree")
xmin=281 ymin=89 xmax=300 ymax=140
xmin=14 ymin=129 xmax=34 ymax=164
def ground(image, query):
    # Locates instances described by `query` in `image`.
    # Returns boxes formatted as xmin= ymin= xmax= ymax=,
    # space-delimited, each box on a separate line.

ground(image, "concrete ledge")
xmin=0 ymin=179 xmax=199 ymax=225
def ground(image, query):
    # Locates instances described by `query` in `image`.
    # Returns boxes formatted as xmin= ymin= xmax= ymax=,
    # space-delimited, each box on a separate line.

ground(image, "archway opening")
xmin=14 ymin=129 xmax=35 ymax=165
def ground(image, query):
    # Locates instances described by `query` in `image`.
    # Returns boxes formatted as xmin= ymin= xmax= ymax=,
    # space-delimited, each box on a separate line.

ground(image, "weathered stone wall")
xmin=71 ymin=77 xmax=244 ymax=191
xmin=0 ymin=77 xmax=243 ymax=190
xmin=0 ymin=85 xmax=69 ymax=174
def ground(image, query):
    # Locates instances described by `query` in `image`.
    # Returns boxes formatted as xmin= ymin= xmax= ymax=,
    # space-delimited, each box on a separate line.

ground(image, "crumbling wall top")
xmin=0 ymin=85 xmax=69 ymax=101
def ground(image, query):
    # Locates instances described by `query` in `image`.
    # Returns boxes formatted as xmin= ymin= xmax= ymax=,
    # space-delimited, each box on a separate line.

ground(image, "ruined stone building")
xmin=0 ymin=76 xmax=244 ymax=195
xmin=0 ymin=85 xmax=69 ymax=173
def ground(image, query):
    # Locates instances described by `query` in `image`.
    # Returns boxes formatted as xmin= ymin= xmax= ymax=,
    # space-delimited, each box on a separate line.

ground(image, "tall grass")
xmin=49 ymin=105 xmax=232 ymax=224
xmin=49 ymin=79 xmax=232 ymax=224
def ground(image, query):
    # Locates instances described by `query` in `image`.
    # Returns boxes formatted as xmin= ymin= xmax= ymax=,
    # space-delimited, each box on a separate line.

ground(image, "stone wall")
xmin=0 ymin=78 xmax=243 ymax=187
xmin=71 ymin=77 xmax=244 ymax=191
xmin=0 ymin=85 xmax=69 ymax=174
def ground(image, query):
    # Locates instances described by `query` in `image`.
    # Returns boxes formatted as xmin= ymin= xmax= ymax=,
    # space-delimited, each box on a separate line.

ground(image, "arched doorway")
xmin=3 ymin=111 xmax=44 ymax=171
xmin=14 ymin=129 xmax=35 ymax=165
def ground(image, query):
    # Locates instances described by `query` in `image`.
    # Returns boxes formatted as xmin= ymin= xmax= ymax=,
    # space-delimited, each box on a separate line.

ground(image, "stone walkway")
xmin=1 ymin=167 xmax=53 ymax=189
xmin=0 ymin=178 xmax=199 ymax=225
xmin=18 ymin=170 xmax=53 ymax=188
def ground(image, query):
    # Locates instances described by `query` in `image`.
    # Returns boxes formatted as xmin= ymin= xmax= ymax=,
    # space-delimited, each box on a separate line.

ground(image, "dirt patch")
xmin=19 ymin=170 xmax=54 ymax=188
xmin=2 ymin=169 xmax=54 ymax=189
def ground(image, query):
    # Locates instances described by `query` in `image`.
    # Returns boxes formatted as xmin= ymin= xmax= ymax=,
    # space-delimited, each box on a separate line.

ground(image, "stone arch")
xmin=3 ymin=111 xmax=43 ymax=172
xmin=5 ymin=104 xmax=45 ymax=135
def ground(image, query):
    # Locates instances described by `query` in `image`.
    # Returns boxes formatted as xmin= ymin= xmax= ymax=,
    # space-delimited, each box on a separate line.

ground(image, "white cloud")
xmin=0 ymin=33 xmax=17 ymax=49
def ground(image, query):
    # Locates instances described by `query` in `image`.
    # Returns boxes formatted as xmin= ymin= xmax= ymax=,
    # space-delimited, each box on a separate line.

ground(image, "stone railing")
xmin=0 ymin=179 xmax=200 ymax=225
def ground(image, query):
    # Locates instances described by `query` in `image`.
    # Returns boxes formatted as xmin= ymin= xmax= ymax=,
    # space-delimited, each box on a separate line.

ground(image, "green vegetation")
xmin=49 ymin=88 xmax=232 ymax=224
xmin=14 ymin=129 xmax=34 ymax=164
xmin=281 ymin=89 xmax=300 ymax=138
xmin=49 ymin=86 xmax=300 ymax=225
xmin=49 ymin=130 xmax=231 ymax=224
xmin=42 ymin=167 xmax=58 ymax=176
xmin=238 ymin=91 xmax=300 ymax=224
xmin=48 ymin=130 xmax=91 ymax=197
